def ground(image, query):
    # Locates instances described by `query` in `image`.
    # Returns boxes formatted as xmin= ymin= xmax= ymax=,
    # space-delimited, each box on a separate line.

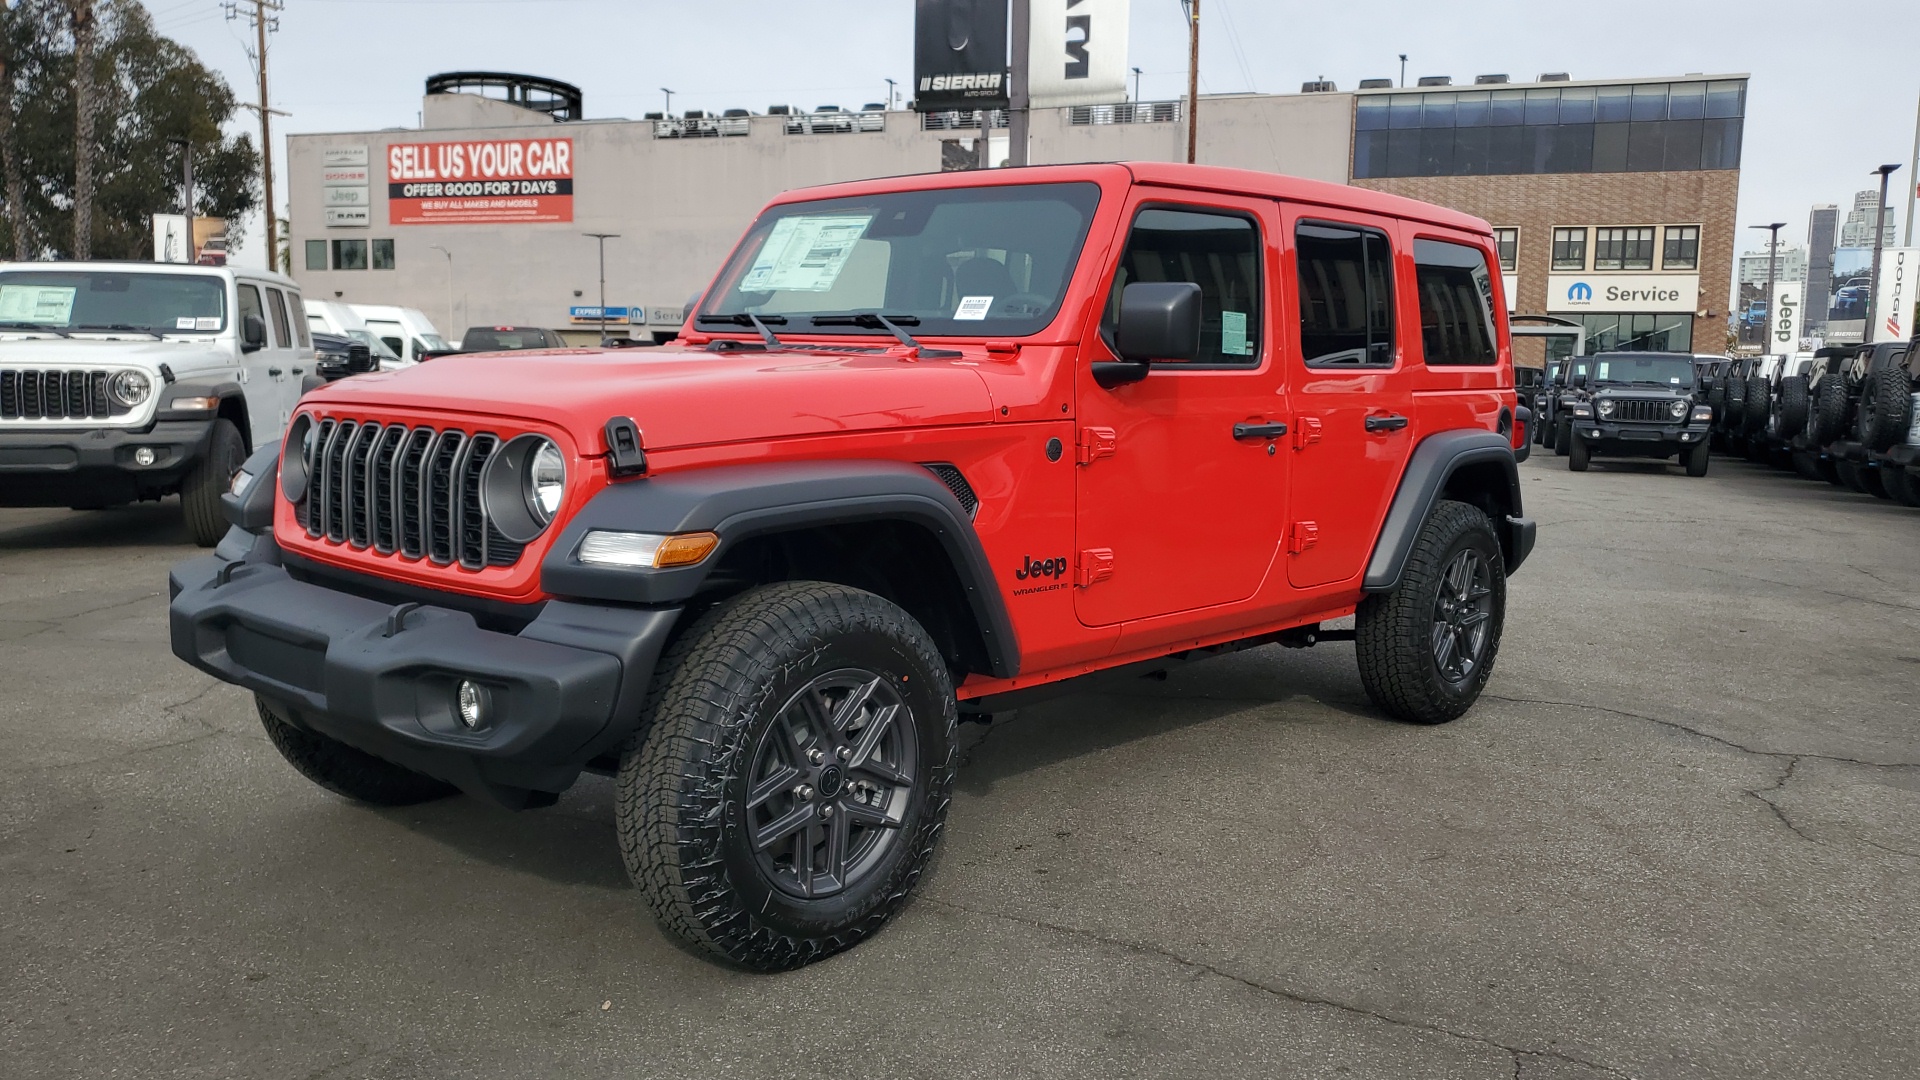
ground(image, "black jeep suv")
xmin=1563 ymin=351 xmax=1712 ymax=475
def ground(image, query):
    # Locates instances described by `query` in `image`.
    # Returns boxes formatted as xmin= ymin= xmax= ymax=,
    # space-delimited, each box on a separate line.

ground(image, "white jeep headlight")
xmin=109 ymin=370 xmax=151 ymax=408
xmin=526 ymin=439 xmax=566 ymax=525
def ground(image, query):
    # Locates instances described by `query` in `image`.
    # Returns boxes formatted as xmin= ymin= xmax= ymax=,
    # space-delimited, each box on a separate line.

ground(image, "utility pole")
xmin=1749 ymin=222 xmax=1785 ymax=349
xmin=584 ymin=232 xmax=619 ymax=344
xmin=1183 ymin=0 xmax=1200 ymax=164
xmin=1007 ymin=0 xmax=1030 ymax=167
xmin=1867 ymin=164 xmax=1900 ymax=342
xmin=167 ymin=136 xmax=194 ymax=260
xmin=226 ymin=0 xmax=284 ymax=270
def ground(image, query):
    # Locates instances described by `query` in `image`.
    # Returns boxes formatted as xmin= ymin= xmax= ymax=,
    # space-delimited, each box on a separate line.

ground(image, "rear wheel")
xmin=1863 ymin=465 xmax=1890 ymax=499
xmin=1568 ymin=432 xmax=1590 ymax=472
xmin=1835 ymin=461 xmax=1869 ymax=494
xmin=1865 ymin=367 xmax=1913 ymax=452
xmin=1685 ymin=438 xmax=1710 ymax=477
xmin=1554 ymin=418 xmax=1571 ymax=456
xmin=258 ymin=697 xmax=458 ymax=805
xmin=1776 ymin=376 xmax=1811 ymax=438
xmin=618 ymin=582 xmax=956 ymax=971
xmin=1355 ymin=501 xmax=1506 ymax=726
xmin=1883 ymin=466 xmax=1920 ymax=507
xmin=181 ymin=418 xmax=244 ymax=547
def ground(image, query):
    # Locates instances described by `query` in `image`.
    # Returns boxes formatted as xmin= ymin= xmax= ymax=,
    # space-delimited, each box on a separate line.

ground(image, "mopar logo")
xmin=1567 ymin=282 xmax=1594 ymax=303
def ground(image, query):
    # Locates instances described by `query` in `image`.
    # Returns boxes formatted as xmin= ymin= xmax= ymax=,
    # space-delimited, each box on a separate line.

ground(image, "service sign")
xmin=1546 ymin=274 xmax=1699 ymax=314
xmin=387 ymin=138 xmax=574 ymax=226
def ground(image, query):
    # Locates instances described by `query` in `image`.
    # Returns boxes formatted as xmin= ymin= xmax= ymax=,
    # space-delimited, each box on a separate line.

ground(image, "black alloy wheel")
xmin=745 ymin=669 xmax=919 ymax=900
xmin=1430 ymin=548 xmax=1495 ymax=688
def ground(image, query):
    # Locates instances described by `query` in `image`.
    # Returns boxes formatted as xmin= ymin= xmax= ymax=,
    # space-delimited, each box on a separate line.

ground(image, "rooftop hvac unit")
xmin=1301 ymin=80 xmax=1338 ymax=93
xmin=1539 ymin=72 xmax=1572 ymax=82
xmin=1416 ymin=76 xmax=1452 ymax=87
xmin=1474 ymin=74 xmax=1510 ymax=84
xmin=1358 ymin=78 xmax=1393 ymax=89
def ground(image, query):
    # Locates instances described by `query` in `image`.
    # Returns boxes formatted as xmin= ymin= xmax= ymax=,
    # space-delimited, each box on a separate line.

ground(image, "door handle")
xmin=1232 ymin=422 xmax=1288 ymax=441
xmin=1364 ymin=414 xmax=1409 ymax=433
xmin=291 ymin=366 xmax=304 ymax=375
xmin=267 ymin=367 xmax=284 ymax=377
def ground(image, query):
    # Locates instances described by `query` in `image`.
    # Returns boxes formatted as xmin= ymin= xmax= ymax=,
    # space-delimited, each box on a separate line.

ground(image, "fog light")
xmin=1589 ymin=430 xmax=1603 ymax=438
xmin=133 ymin=447 xmax=156 ymax=466
xmin=456 ymin=680 xmax=491 ymax=729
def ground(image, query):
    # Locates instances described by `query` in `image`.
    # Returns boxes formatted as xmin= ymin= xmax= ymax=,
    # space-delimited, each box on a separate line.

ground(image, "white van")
xmin=304 ymin=299 xmax=407 ymax=370
xmin=347 ymin=304 xmax=451 ymax=364
xmin=0 ymin=261 xmax=313 ymax=544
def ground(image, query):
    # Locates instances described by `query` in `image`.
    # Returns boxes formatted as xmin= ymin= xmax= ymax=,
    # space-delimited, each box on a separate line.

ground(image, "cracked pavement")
xmin=3 ymin=452 xmax=1919 ymax=1079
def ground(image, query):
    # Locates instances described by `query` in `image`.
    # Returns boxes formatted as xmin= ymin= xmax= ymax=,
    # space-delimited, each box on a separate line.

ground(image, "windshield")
xmin=702 ymin=182 xmax=1102 ymax=338
xmin=345 ymin=329 xmax=400 ymax=360
xmin=0 ymin=270 xmax=226 ymax=332
xmin=1593 ymin=355 xmax=1694 ymax=387
xmin=462 ymin=329 xmax=551 ymax=351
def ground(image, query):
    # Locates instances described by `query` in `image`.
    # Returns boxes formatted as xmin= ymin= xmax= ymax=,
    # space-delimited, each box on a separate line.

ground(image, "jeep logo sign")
xmin=1547 ymin=274 xmax=1699 ymax=314
xmin=1771 ymin=283 xmax=1803 ymax=347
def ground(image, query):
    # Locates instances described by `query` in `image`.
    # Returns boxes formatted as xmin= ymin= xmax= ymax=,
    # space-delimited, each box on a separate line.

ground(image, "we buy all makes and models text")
xmin=387 ymin=138 xmax=573 ymax=225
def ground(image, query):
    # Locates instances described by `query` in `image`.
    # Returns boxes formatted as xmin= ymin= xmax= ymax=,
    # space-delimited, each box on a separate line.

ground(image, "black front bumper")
xmin=0 ymin=420 xmax=215 ymax=506
xmin=1569 ymin=420 xmax=1706 ymax=457
xmin=169 ymin=548 xmax=681 ymax=806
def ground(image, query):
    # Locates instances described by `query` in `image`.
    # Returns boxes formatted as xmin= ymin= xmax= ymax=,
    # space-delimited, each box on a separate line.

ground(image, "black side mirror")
xmin=241 ymin=314 xmax=268 ymax=353
xmin=1095 ymin=282 xmax=1203 ymax=389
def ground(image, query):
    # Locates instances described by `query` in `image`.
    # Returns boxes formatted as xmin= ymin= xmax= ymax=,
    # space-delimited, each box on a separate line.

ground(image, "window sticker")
xmin=738 ymin=213 xmax=875 ymax=293
xmin=954 ymin=295 xmax=994 ymax=321
xmin=0 ymin=285 xmax=76 ymax=324
xmin=1221 ymin=310 xmax=1251 ymax=355
xmin=195 ymin=317 xmax=220 ymax=331
xmin=175 ymin=317 xmax=197 ymax=330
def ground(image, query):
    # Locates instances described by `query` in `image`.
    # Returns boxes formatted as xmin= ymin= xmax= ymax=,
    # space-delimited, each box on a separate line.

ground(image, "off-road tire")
xmin=1568 ymin=432 xmax=1590 ymax=471
xmin=1707 ymin=379 xmax=1728 ymax=428
xmin=182 ymin=418 xmax=244 ymax=547
xmin=1864 ymin=366 xmax=1912 ymax=452
xmin=1776 ymin=376 xmax=1810 ymax=439
xmin=1817 ymin=456 xmax=1843 ymax=486
xmin=1723 ymin=375 xmax=1746 ymax=427
xmin=1791 ymin=450 xmax=1822 ymax=481
xmin=1356 ymin=501 xmax=1506 ymax=725
xmin=1835 ymin=461 xmax=1870 ymax=494
xmin=1554 ymin=417 xmax=1571 ymax=456
xmin=258 ymin=697 xmax=458 ymax=805
xmin=1810 ymin=376 xmax=1850 ymax=447
xmin=1862 ymin=465 xmax=1890 ymax=499
xmin=1541 ymin=413 xmax=1558 ymax=451
xmin=1743 ymin=376 xmax=1770 ymax=435
xmin=617 ymin=582 xmax=956 ymax=971
xmin=1685 ymin=438 xmax=1710 ymax=477
xmin=1882 ymin=465 xmax=1920 ymax=507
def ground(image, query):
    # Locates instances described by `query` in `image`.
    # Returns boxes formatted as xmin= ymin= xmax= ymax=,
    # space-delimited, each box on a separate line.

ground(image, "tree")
xmin=0 ymin=0 xmax=258 ymax=260
xmin=65 ymin=0 xmax=94 ymax=259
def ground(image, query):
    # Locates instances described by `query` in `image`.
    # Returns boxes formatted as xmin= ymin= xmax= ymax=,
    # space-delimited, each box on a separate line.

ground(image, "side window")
xmin=265 ymin=287 xmax=292 ymax=348
xmin=237 ymin=284 xmax=264 ymax=338
xmin=287 ymin=293 xmax=311 ymax=348
xmin=1413 ymin=239 xmax=1498 ymax=366
xmin=1102 ymin=206 xmax=1262 ymax=366
xmin=1296 ymin=222 xmax=1395 ymax=367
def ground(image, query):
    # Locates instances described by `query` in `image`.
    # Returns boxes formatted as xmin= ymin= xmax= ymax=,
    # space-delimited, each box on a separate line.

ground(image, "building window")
xmin=1413 ymin=239 xmax=1497 ymax=366
xmin=1297 ymin=221 xmax=1395 ymax=368
xmin=1552 ymin=228 xmax=1587 ymax=271
xmin=371 ymin=239 xmax=396 ymax=270
xmin=1594 ymin=227 xmax=1654 ymax=271
xmin=1578 ymin=312 xmax=1692 ymax=353
xmin=304 ymin=240 xmax=326 ymax=271
xmin=331 ymin=239 xmax=368 ymax=271
xmin=1493 ymin=228 xmax=1518 ymax=273
xmin=1663 ymin=226 xmax=1699 ymax=270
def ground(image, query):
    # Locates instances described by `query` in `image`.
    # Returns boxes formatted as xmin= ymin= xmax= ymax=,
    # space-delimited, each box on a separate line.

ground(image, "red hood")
xmin=304 ymin=343 xmax=997 ymax=451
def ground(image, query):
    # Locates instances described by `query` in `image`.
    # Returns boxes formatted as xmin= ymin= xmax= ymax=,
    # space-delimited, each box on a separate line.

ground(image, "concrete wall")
xmin=288 ymin=92 xmax=1356 ymax=338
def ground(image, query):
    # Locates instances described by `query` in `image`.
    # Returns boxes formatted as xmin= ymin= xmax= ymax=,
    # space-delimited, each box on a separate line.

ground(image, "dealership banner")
xmin=386 ymin=138 xmax=573 ymax=225
xmin=914 ymin=0 xmax=1008 ymax=111
xmin=1027 ymin=0 xmax=1131 ymax=109
xmin=1872 ymin=247 xmax=1919 ymax=343
xmin=1768 ymin=282 xmax=1803 ymax=352
xmin=1546 ymin=274 xmax=1699 ymax=314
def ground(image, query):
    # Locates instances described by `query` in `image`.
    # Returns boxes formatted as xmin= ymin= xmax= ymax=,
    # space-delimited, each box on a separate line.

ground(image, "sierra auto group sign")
xmin=1546 ymin=274 xmax=1699 ymax=314
xmin=387 ymin=138 xmax=573 ymax=225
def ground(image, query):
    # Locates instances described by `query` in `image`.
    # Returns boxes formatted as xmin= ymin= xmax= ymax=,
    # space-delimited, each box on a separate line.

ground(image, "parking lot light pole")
xmin=661 ymin=88 xmax=674 ymax=115
xmin=1866 ymin=164 xmax=1900 ymax=342
xmin=1749 ymin=222 xmax=1785 ymax=349
xmin=584 ymin=232 xmax=619 ymax=344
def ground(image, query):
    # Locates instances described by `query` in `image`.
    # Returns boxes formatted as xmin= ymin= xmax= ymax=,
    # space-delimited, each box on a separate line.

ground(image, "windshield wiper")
xmin=810 ymin=313 xmax=960 ymax=358
xmin=0 ymin=321 xmax=68 ymax=337
xmin=71 ymin=323 xmax=162 ymax=339
xmin=695 ymin=312 xmax=787 ymax=348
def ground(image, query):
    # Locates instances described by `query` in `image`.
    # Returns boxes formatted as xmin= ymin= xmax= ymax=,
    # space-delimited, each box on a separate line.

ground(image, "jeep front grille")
xmin=1611 ymin=399 xmax=1677 ymax=424
xmin=0 ymin=369 xmax=116 ymax=420
xmin=297 ymin=418 xmax=523 ymax=570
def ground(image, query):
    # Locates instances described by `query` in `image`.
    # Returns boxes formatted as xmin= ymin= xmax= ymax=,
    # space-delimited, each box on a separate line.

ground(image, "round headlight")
xmin=1670 ymin=399 xmax=1689 ymax=419
xmin=1597 ymin=398 xmax=1616 ymax=417
xmin=109 ymin=370 xmax=151 ymax=408
xmin=526 ymin=440 xmax=566 ymax=524
xmin=280 ymin=414 xmax=312 ymax=503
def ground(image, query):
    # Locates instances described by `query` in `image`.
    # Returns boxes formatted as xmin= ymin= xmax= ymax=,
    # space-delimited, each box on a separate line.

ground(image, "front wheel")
xmin=618 ymin=582 xmax=956 ymax=971
xmin=1568 ymin=432 xmax=1591 ymax=472
xmin=1554 ymin=418 xmax=1571 ymax=456
xmin=181 ymin=418 xmax=244 ymax=547
xmin=1356 ymin=500 xmax=1507 ymax=725
xmin=1685 ymin=438 xmax=1711 ymax=477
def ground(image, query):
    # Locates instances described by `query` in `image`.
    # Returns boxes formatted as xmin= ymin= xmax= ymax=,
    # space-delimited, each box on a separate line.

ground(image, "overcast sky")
xmin=149 ymin=0 xmax=1920 ymax=270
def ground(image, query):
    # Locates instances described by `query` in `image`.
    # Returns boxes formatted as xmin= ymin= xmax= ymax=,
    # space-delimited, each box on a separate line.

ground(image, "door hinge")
xmin=1293 ymin=416 xmax=1323 ymax=451
xmin=1077 ymin=547 xmax=1115 ymax=588
xmin=1288 ymin=521 xmax=1320 ymax=554
xmin=1076 ymin=426 xmax=1117 ymax=465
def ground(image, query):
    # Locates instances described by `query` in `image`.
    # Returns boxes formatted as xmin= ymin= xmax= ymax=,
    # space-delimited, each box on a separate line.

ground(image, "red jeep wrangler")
xmin=171 ymin=163 xmax=1534 ymax=970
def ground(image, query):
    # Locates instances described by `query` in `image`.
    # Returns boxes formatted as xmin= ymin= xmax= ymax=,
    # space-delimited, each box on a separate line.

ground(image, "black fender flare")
xmin=540 ymin=460 xmax=1019 ymax=678
xmin=1363 ymin=430 xmax=1534 ymax=592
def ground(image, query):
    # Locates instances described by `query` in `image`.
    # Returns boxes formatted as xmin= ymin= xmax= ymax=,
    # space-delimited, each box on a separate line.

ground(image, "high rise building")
xmin=1737 ymin=245 xmax=1806 ymax=285
xmin=1839 ymin=189 xmax=1898 ymax=247
xmin=1805 ymin=204 xmax=1837 ymax=332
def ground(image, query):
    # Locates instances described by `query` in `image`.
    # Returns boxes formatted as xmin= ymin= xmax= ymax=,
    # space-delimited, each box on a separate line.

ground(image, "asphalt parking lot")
xmin=4 ymin=452 xmax=1918 ymax=1080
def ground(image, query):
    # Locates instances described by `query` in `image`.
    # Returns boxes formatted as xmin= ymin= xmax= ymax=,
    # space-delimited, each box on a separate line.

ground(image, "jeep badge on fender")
xmin=167 ymin=162 xmax=1535 ymax=973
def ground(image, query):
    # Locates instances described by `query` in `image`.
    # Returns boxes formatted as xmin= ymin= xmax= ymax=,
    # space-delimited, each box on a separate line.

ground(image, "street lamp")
xmin=885 ymin=78 xmax=897 ymax=110
xmin=1748 ymin=222 xmax=1786 ymax=349
xmin=583 ymin=232 xmax=620 ymax=345
xmin=661 ymin=88 xmax=674 ymax=115
xmin=430 ymin=245 xmax=454 ymax=338
xmin=1131 ymin=66 xmax=1142 ymax=103
xmin=1866 ymin=164 xmax=1901 ymax=342
xmin=1399 ymin=54 xmax=1408 ymax=88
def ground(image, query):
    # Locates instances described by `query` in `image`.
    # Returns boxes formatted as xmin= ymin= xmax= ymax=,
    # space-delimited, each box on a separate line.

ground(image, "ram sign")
xmin=1546 ymin=274 xmax=1699 ymax=314
xmin=386 ymin=138 xmax=574 ymax=225
xmin=1027 ymin=0 xmax=1132 ymax=109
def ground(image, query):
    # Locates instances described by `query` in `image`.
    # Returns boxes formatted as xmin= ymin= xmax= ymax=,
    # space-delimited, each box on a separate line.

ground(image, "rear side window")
xmin=1104 ymin=207 xmax=1262 ymax=366
xmin=1413 ymin=239 xmax=1498 ymax=366
xmin=1296 ymin=222 xmax=1394 ymax=367
xmin=265 ymin=288 xmax=292 ymax=348
xmin=287 ymin=293 xmax=311 ymax=348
